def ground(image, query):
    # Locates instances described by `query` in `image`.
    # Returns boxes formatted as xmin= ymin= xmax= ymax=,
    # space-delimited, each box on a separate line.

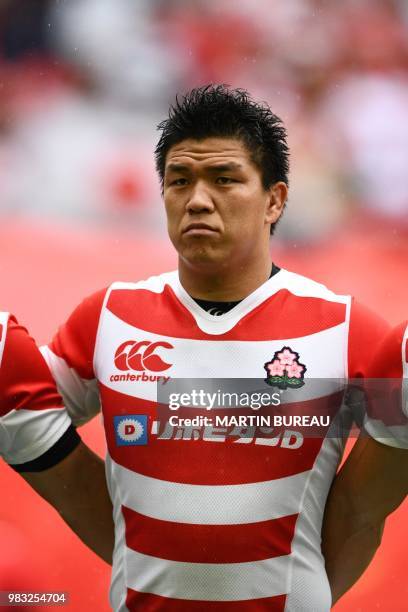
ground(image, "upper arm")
xmin=339 ymin=320 xmax=408 ymax=523
xmin=20 ymin=440 xmax=106 ymax=506
xmin=363 ymin=321 xmax=408 ymax=448
xmin=348 ymin=305 xmax=408 ymax=448
xmin=41 ymin=289 xmax=107 ymax=426
xmin=0 ymin=315 xmax=75 ymax=466
xmin=20 ymin=440 xmax=114 ymax=565
xmin=0 ymin=313 xmax=113 ymax=564
xmin=331 ymin=435 xmax=408 ymax=527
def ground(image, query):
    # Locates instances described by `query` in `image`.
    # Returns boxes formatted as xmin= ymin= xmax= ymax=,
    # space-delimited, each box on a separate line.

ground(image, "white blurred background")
xmin=0 ymin=0 xmax=407 ymax=238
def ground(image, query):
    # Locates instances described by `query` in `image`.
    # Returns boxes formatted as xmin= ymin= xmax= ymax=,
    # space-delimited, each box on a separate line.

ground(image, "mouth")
xmin=182 ymin=223 xmax=219 ymax=236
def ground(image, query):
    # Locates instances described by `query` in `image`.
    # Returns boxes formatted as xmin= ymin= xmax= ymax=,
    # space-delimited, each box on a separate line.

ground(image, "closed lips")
xmin=183 ymin=224 xmax=218 ymax=233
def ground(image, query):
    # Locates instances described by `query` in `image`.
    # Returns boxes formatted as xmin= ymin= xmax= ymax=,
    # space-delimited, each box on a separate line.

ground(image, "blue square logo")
xmin=114 ymin=415 xmax=148 ymax=446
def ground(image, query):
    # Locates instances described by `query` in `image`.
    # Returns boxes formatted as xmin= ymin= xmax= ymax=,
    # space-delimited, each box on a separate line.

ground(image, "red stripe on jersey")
xmin=49 ymin=289 xmax=107 ymax=379
xmin=0 ymin=321 xmax=64 ymax=417
xmin=125 ymin=589 xmax=286 ymax=611
xmin=366 ymin=321 xmax=407 ymax=378
xmin=100 ymin=384 xmax=338 ymax=484
xmin=363 ymin=322 xmax=408 ymax=425
xmin=122 ymin=505 xmax=297 ymax=563
xmin=106 ymin=287 xmax=347 ymax=340
xmin=348 ymin=300 xmax=391 ymax=377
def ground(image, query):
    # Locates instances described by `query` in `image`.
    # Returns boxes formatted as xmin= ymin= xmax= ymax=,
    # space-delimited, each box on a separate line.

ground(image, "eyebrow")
xmin=166 ymin=163 xmax=191 ymax=174
xmin=166 ymin=162 xmax=243 ymax=173
xmin=207 ymin=163 xmax=243 ymax=173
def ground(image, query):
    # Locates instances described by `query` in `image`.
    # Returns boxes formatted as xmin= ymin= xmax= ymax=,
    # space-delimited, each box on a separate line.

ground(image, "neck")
xmin=178 ymin=253 xmax=273 ymax=301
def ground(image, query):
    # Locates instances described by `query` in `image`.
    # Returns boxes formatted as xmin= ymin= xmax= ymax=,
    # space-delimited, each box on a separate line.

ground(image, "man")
xmin=0 ymin=312 xmax=114 ymax=564
xmin=41 ymin=86 xmax=406 ymax=610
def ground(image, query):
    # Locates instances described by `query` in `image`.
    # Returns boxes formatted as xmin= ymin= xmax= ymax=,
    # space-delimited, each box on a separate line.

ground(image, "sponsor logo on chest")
xmin=114 ymin=414 xmax=148 ymax=445
xmin=109 ymin=339 xmax=173 ymax=384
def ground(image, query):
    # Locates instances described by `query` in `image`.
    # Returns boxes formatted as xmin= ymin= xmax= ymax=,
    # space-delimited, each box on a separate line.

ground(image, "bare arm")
xmin=21 ymin=441 xmax=114 ymax=564
xmin=322 ymin=436 xmax=408 ymax=604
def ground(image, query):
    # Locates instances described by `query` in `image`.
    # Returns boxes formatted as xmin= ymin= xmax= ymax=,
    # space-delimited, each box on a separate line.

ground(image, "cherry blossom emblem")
xmin=264 ymin=346 xmax=307 ymax=390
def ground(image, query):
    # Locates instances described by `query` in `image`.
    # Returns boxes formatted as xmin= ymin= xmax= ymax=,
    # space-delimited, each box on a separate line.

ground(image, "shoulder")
xmin=278 ymin=270 xmax=391 ymax=377
xmin=48 ymin=272 xmax=176 ymax=369
xmin=279 ymin=269 xmax=387 ymax=331
xmin=278 ymin=269 xmax=350 ymax=304
xmin=108 ymin=270 xmax=178 ymax=296
xmin=104 ymin=271 xmax=178 ymax=321
xmin=368 ymin=320 xmax=408 ymax=378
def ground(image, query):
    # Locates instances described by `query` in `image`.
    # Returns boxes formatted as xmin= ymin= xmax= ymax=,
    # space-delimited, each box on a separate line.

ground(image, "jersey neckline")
xmin=168 ymin=268 xmax=288 ymax=335
xmin=192 ymin=264 xmax=281 ymax=316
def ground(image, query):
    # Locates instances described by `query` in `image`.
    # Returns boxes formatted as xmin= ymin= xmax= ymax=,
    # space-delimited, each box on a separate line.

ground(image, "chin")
xmin=181 ymin=246 xmax=224 ymax=268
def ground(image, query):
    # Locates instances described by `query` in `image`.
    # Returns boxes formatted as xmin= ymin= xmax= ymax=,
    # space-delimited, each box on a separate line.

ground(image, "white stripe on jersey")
xmin=0 ymin=312 xmax=9 ymax=367
xmin=110 ymin=273 xmax=178 ymax=295
xmin=97 ymin=309 xmax=347 ymax=402
xmin=285 ymin=435 xmax=340 ymax=611
xmin=125 ymin=547 xmax=290 ymax=601
xmin=111 ymin=460 xmax=309 ymax=524
xmin=363 ymin=418 xmax=408 ymax=449
xmin=109 ymin=476 xmax=129 ymax=612
xmin=364 ymin=324 xmax=408 ymax=448
xmin=40 ymin=347 xmax=100 ymax=427
xmin=1 ymin=407 xmax=71 ymax=464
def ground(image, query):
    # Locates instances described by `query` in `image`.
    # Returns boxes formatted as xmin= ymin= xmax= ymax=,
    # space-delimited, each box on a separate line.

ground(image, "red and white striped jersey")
xmin=42 ymin=269 xmax=391 ymax=611
xmin=0 ymin=313 xmax=72 ymax=466
xmin=368 ymin=321 xmax=408 ymax=379
xmin=364 ymin=321 xmax=408 ymax=448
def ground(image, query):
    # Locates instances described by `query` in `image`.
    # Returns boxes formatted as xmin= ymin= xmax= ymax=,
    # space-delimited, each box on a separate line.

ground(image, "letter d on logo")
xmin=114 ymin=415 xmax=148 ymax=446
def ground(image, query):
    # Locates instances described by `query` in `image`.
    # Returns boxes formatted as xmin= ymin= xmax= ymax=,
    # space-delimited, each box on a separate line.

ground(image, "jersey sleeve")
xmin=40 ymin=289 xmax=107 ymax=426
xmin=0 ymin=313 xmax=79 ymax=467
xmin=363 ymin=321 xmax=408 ymax=449
xmin=347 ymin=299 xmax=391 ymax=378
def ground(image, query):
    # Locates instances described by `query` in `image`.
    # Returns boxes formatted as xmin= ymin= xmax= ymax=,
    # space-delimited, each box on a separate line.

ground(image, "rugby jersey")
xmin=364 ymin=321 xmax=408 ymax=448
xmin=42 ymin=269 xmax=392 ymax=611
xmin=0 ymin=313 xmax=76 ymax=468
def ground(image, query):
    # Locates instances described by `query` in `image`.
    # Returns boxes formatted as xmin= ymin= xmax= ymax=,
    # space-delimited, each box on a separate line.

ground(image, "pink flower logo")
xmin=286 ymin=362 xmax=305 ymax=379
xmin=264 ymin=346 xmax=307 ymax=390
xmin=277 ymin=348 xmax=297 ymax=365
xmin=266 ymin=359 xmax=286 ymax=377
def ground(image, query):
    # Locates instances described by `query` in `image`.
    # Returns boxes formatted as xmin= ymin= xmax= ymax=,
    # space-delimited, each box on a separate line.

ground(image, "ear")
xmin=265 ymin=182 xmax=288 ymax=225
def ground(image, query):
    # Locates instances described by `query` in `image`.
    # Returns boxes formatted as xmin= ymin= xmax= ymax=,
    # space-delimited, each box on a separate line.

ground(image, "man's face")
xmin=163 ymin=137 xmax=286 ymax=269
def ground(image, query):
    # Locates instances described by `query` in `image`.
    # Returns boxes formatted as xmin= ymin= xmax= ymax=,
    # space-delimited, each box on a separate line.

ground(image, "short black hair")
xmin=155 ymin=84 xmax=290 ymax=192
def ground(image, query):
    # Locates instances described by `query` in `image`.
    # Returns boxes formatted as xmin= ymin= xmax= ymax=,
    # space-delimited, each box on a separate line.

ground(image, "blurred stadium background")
xmin=0 ymin=0 xmax=407 ymax=610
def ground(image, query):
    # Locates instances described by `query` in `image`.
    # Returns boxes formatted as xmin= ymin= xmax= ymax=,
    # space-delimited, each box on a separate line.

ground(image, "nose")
xmin=185 ymin=181 xmax=215 ymax=214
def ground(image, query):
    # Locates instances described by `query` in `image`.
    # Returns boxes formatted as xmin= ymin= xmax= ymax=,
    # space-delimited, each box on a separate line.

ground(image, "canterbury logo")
xmin=114 ymin=340 xmax=173 ymax=372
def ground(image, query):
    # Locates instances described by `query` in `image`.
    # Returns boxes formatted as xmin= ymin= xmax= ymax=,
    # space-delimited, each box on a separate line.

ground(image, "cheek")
xmin=227 ymin=193 xmax=266 ymax=231
xmin=164 ymin=198 xmax=180 ymax=226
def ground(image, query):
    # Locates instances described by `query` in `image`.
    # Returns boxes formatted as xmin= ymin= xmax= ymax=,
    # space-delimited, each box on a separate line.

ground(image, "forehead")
xmin=165 ymin=137 xmax=255 ymax=170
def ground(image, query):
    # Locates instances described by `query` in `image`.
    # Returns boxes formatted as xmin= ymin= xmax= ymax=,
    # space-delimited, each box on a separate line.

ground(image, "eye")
xmin=170 ymin=178 xmax=188 ymax=186
xmin=215 ymin=176 xmax=236 ymax=185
